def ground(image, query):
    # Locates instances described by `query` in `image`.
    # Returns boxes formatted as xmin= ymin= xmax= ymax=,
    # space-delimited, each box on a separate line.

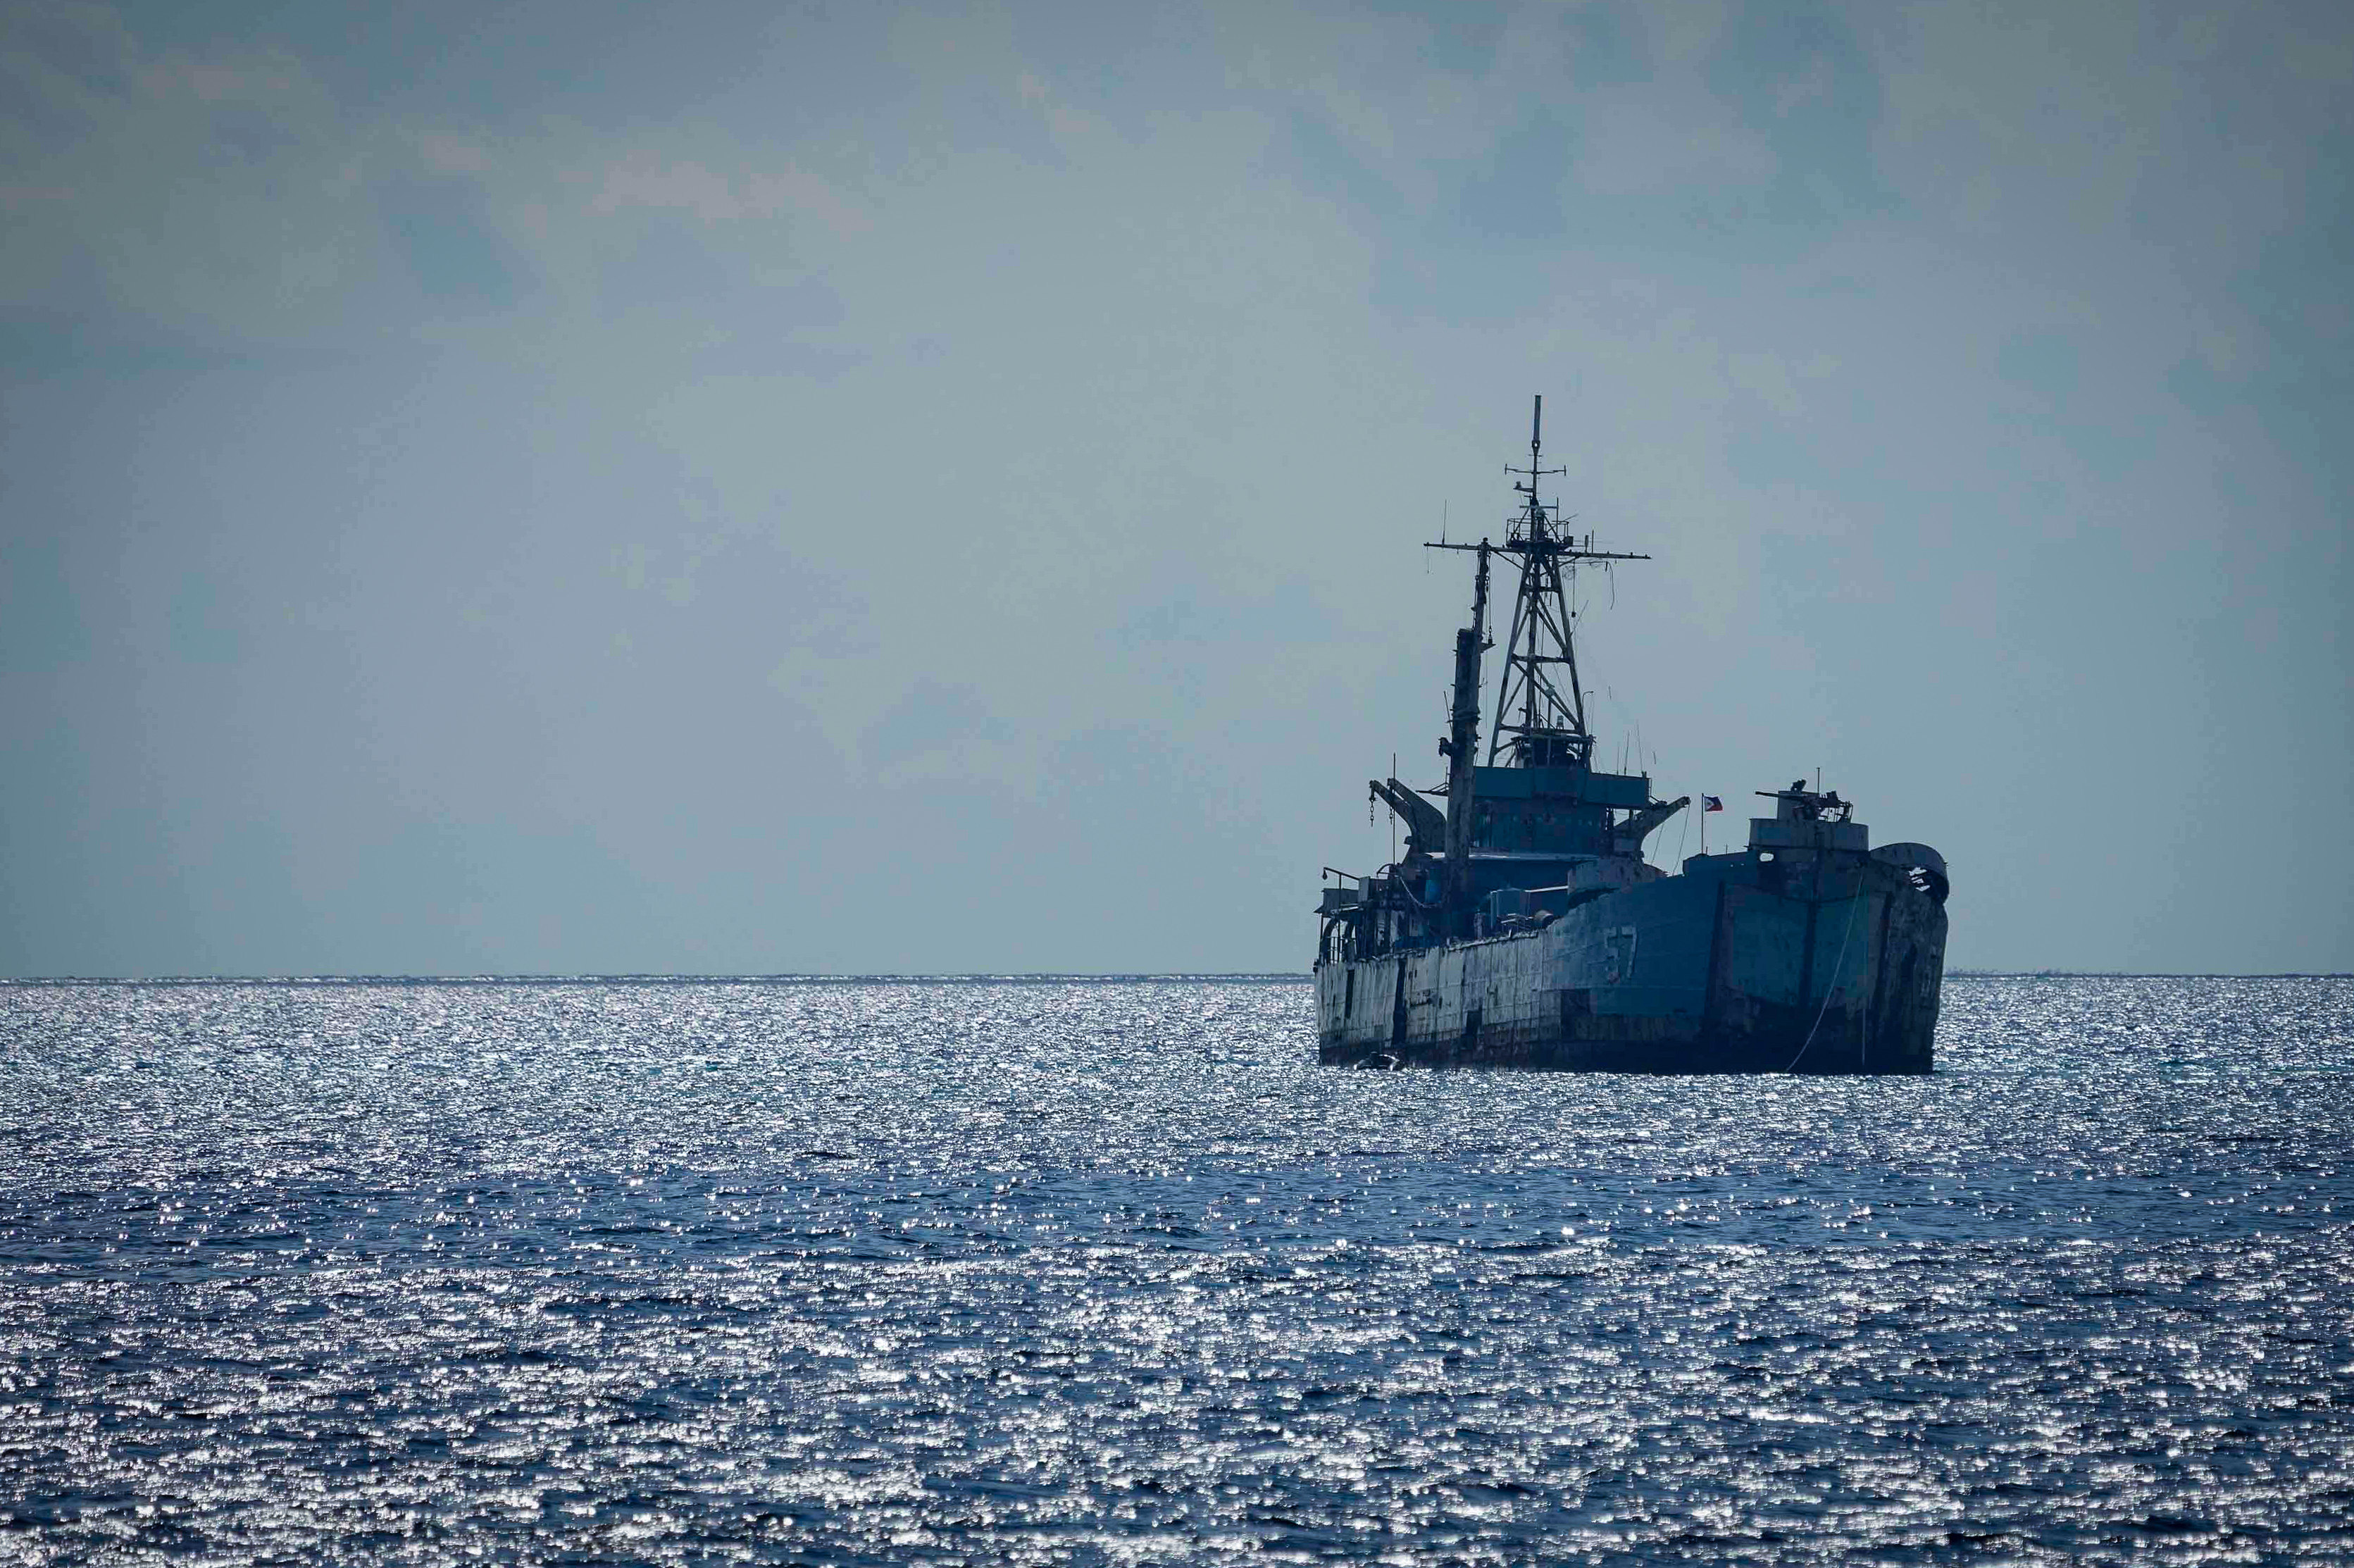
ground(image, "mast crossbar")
xmin=1471 ymin=394 xmax=1649 ymax=766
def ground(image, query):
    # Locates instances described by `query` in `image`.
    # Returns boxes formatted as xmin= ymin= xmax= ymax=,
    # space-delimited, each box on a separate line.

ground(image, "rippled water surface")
xmin=4 ymin=976 xmax=2352 ymax=1564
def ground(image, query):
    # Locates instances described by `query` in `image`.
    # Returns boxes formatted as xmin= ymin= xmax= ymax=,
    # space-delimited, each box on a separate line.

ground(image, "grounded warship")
xmin=1315 ymin=398 xmax=1949 ymax=1073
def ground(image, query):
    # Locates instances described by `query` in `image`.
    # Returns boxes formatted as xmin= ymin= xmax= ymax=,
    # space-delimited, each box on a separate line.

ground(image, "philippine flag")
xmin=1702 ymin=794 xmax=1724 ymax=812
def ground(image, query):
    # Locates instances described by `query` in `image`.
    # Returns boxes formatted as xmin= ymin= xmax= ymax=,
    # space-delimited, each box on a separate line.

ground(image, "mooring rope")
xmin=1786 ymin=885 xmax=1864 ymax=1073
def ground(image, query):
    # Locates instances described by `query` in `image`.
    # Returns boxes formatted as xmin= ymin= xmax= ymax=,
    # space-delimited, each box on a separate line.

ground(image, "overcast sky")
xmin=3 ymin=0 xmax=2348 ymax=976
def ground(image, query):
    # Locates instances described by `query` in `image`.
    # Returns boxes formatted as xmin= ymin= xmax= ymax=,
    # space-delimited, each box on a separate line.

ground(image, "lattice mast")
xmin=1489 ymin=395 xmax=1648 ymax=766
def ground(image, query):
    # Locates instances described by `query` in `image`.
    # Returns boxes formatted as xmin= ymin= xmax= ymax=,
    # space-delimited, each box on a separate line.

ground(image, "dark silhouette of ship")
xmin=1316 ymin=398 xmax=1949 ymax=1072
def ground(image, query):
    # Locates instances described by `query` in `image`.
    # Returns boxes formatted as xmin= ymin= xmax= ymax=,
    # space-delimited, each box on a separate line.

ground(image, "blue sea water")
xmin=2 ymin=975 xmax=2350 ymax=1564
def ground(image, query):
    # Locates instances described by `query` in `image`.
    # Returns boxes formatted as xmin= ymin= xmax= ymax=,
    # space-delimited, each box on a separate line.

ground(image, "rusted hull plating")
xmin=1314 ymin=863 xmax=1946 ymax=1074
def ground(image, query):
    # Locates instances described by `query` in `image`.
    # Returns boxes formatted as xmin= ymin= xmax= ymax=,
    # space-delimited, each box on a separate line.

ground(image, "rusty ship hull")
xmin=1316 ymin=850 xmax=1947 ymax=1074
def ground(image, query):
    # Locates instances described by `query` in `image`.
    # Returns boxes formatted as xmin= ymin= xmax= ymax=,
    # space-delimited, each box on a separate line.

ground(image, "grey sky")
xmin=3 ymin=0 xmax=2347 ymax=976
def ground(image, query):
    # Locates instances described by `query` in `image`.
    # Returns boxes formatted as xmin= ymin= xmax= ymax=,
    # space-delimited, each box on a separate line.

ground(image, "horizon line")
xmin=4 ymin=970 xmax=2351 ymax=987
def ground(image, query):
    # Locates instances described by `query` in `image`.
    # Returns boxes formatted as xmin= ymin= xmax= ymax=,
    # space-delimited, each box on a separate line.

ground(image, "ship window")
xmin=1759 ymin=851 xmax=1776 ymax=862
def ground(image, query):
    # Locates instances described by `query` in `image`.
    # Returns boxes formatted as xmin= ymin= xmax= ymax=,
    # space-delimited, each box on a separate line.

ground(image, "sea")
xmin=3 ymin=974 xmax=2350 ymax=1564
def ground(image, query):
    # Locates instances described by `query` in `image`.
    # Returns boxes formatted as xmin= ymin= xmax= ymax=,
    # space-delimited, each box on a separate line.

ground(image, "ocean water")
xmin=3 ymin=976 xmax=2350 ymax=1565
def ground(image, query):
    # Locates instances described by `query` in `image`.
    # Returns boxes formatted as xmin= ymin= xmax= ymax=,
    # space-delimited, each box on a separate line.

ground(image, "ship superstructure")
xmin=1315 ymin=399 xmax=1948 ymax=1072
